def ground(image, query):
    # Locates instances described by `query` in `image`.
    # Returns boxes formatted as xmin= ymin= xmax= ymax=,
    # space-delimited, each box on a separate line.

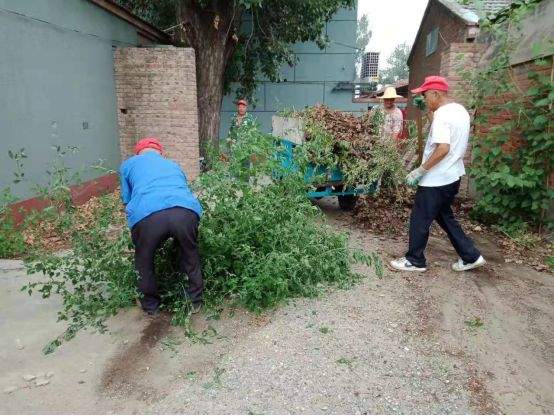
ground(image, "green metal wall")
xmin=0 ymin=0 xmax=138 ymax=199
xmin=220 ymin=3 xmax=368 ymax=137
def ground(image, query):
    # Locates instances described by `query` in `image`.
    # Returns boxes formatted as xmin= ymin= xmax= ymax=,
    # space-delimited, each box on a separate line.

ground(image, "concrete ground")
xmin=1 ymin=199 xmax=553 ymax=414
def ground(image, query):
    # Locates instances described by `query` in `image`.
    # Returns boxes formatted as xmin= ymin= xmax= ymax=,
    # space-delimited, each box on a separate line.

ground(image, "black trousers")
xmin=405 ymin=179 xmax=481 ymax=268
xmin=131 ymin=207 xmax=203 ymax=312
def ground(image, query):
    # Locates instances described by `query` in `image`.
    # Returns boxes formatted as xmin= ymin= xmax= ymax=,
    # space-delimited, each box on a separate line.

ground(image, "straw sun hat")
xmin=380 ymin=86 xmax=402 ymax=99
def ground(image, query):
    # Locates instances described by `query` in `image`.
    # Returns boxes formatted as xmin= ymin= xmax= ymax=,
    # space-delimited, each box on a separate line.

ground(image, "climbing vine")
xmin=464 ymin=0 xmax=553 ymax=230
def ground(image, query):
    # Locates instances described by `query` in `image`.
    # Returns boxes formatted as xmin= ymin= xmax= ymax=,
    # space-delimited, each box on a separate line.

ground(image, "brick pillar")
xmin=114 ymin=46 xmax=200 ymax=180
xmin=440 ymin=43 xmax=485 ymax=198
xmin=440 ymin=43 xmax=485 ymax=109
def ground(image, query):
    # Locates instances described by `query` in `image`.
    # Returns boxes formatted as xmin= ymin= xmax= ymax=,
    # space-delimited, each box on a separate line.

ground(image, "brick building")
xmin=407 ymin=0 xmax=553 ymax=200
xmin=406 ymin=0 xmax=513 ymax=119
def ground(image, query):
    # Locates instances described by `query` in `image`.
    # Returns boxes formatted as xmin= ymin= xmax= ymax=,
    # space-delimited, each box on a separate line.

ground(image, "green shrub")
xmin=0 ymin=187 xmax=26 ymax=258
xmin=23 ymin=123 xmax=382 ymax=353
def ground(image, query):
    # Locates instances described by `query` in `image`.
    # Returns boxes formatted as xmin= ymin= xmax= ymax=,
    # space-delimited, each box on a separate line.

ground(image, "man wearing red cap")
xmin=229 ymin=98 xmax=256 ymax=140
xmin=391 ymin=76 xmax=485 ymax=273
xmin=120 ymin=138 xmax=204 ymax=315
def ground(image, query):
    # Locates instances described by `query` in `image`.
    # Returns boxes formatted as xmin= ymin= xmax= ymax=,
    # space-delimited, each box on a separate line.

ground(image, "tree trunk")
xmin=195 ymin=38 xmax=227 ymax=153
xmin=178 ymin=1 xmax=241 ymax=156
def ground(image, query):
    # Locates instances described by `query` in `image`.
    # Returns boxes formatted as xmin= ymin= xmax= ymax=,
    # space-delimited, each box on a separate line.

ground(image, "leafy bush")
xmin=0 ymin=145 xmax=98 ymax=259
xmin=0 ymin=187 xmax=27 ymax=258
xmin=23 ymin=123 xmax=382 ymax=353
xmin=0 ymin=148 xmax=31 ymax=258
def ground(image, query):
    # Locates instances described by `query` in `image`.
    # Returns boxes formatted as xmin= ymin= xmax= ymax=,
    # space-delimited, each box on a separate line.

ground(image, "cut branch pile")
xmin=292 ymin=105 xmax=414 ymax=188
xmin=302 ymin=105 xmax=378 ymax=151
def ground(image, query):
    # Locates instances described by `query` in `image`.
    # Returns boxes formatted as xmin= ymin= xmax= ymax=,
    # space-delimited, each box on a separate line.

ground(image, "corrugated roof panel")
xmin=460 ymin=0 xmax=515 ymax=17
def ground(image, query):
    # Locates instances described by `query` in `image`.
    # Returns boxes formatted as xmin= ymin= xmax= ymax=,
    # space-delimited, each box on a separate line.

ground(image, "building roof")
xmin=464 ymin=0 xmax=514 ymax=16
xmin=437 ymin=0 xmax=515 ymax=23
xmin=437 ymin=0 xmax=480 ymax=24
xmin=88 ymin=0 xmax=171 ymax=43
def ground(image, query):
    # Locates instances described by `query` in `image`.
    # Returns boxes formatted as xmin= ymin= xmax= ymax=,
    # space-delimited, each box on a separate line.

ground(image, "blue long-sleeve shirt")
xmin=119 ymin=152 xmax=202 ymax=228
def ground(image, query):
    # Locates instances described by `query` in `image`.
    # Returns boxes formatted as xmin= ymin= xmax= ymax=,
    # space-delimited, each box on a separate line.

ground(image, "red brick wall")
xmin=9 ymin=173 xmax=118 ymax=226
xmin=475 ymin=59 xmax=552 ymax=150
xmin=439 ymin=43 xmax=485 ymax=197
xmin=114 ymin=47 xmax=200 ymax=180
xmin=440 ymin=43 xmax=485 ymax=108
xmin=472 ymin=58 xmax=553 ymax=203
xmin=407 ymin=0 xmax=470 ymax=119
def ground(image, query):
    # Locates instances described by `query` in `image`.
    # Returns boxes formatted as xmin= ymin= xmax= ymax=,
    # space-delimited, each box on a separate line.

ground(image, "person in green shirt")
xmin=229 ymin=99 xmax=256 ymax=140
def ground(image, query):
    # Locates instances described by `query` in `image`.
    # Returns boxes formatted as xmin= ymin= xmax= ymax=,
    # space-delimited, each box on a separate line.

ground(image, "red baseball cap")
xmin=135 ymin=137 xmax=163 ymax=155
xmin=411 ymin=76 xmax=449 ymax=94
xmin=236 ymin=99 xmax=248 ymax=105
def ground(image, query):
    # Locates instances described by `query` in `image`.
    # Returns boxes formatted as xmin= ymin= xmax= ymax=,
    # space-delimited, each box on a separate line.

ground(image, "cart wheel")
xmin=338 ymin=194 xmax=357 ymax=210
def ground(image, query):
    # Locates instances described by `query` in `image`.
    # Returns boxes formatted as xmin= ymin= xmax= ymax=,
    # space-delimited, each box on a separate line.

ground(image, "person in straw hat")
xmin=369 ymin=86 xmax=404 ymax=143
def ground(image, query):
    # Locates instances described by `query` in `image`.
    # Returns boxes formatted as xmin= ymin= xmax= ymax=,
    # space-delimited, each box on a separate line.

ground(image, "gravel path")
xmin=1 ymin=198 xmax=552 ymax=414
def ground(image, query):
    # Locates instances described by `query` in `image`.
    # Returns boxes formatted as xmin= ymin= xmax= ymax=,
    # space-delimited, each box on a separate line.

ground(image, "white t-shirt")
xmin=419 ymin=102 xmax=470 ymax=187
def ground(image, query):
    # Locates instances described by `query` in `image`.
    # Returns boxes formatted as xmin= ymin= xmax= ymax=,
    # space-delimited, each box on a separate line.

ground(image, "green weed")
xmin=464 ymin=316 xmax=485 ymax=331
xmin=336 ymin=357 xmax=355 ymax=369
xmin=319 ymin=326 xmax=331 ymax=334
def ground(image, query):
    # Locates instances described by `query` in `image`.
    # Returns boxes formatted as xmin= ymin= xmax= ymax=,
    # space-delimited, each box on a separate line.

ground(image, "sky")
xmin=358 ymin=0 xmax=428 ymax=69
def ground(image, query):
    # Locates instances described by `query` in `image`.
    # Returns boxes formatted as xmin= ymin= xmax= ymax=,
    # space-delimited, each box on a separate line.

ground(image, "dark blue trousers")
xmin=405 ymin=179 xmax=481 ymax=268
xmin=131 ymin=207 xmax=203 ymax=312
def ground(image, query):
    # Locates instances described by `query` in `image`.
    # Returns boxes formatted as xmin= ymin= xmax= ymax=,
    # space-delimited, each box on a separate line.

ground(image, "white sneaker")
xmin=390 ymin=257 xmax=427 ymax=272
xmin=452 ymin=255 xmax=486 ymax=272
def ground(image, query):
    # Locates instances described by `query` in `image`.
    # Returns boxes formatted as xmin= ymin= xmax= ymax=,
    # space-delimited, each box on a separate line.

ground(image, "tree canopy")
xmin=379 ymin=42 xmax=410 ymax=86
xmin=116 ymin=0 xmax=356 ymax=146
xmin=355 ymin=14 xmax=372 ymax=73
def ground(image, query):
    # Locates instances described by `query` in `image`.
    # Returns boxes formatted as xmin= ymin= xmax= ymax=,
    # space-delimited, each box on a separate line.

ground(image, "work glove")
xmin=406 ymin=166 xmax=427 ymax=187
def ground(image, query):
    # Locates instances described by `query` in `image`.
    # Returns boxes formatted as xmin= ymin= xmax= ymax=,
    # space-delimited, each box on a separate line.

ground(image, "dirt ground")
xmin=1 ymin=198 xmax=552 ymax=414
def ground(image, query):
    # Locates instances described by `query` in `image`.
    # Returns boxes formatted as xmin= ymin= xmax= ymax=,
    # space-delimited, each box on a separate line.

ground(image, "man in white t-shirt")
xmin=391 ymin=76 xmax=486 ymax=273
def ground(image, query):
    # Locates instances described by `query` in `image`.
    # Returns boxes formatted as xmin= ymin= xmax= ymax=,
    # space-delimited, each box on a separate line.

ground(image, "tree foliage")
xmin=114 ymin=0 xmax=355 ymax=146
xmin=355 ymin=14 xmax=372 ymax=70
xmin=116 ymin=0 xmax=177 ymax=30
xmin=379 ymin=42 xmax=410 ymax=85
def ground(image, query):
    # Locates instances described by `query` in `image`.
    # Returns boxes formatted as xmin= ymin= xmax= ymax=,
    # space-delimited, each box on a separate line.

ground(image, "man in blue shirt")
xmin=120 ymin=138 xmax=203 ymax=315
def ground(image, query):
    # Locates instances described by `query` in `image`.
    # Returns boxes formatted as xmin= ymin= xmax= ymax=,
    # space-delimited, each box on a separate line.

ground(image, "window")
xmin=426 ymin=28 xmax=439 ymax=56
